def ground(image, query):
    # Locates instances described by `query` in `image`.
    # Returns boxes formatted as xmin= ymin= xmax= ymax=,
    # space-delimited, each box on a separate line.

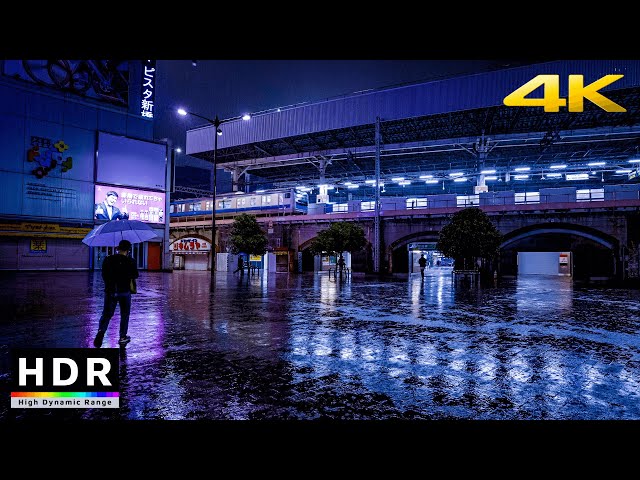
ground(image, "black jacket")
xmin=94 ymin=202 xmax=129 ymax=221
xmin=102 ymin=254 xmax=139 ymax=293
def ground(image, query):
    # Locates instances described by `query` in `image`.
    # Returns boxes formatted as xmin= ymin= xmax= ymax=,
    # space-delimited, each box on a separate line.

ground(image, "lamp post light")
xmin=177 ymin=108 xmax=250 ymax=280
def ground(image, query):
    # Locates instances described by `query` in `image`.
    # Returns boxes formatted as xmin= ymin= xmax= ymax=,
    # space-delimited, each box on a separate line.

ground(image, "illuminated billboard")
xmin=94 ymin=184 xmax=165 ymax=224
xmin=96 ymin=132 xmax=166 ymax=191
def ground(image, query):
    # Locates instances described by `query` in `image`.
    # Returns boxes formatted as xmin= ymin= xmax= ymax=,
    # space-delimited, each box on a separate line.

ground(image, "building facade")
xmin=0 ymin=60 xmax=171 ymax=271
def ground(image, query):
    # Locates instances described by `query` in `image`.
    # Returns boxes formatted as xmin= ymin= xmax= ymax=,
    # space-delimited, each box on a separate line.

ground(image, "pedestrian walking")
xmin=337 ymin=255 xmax=346 ymax=276
xmin=418 ymin=253 xmax=427 ymax=278
xmin=93 ymin=239 xmax=139 ymax=348
xmin=234 ymin=256 xmax=245 ymax=275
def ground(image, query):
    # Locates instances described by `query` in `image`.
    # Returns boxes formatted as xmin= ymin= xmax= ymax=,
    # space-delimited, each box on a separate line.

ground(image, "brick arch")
xmin=298 ymin=236 xmax=317 ymax=251
xmin=298 ymin=235 xmax=373 ymax=252
xmin=500 ymin=223 xmax=619 ymax=250
xmin=387 ymin=231 xmax=441 ymax=273
xmin=388 ymin=231 xmax=441 ymax=253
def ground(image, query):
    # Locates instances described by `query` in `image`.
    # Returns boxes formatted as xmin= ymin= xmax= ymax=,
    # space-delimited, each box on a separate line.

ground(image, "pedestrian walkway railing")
xmin=328 ymin=266 xmax=350 ymax=276
xmin=327 ymin=267 xmax=351 ymax=281
xmin=452 ymin=269 xmax=480 ymax=284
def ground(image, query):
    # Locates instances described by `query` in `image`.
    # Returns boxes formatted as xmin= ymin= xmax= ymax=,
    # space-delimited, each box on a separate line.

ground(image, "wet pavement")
xmin=1 ymin=268 xmax=640 ymax=420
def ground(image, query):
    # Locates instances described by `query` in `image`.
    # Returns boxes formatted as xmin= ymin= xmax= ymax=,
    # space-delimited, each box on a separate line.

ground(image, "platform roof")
xmin=184 ymin=60 xmax=640 ymax=195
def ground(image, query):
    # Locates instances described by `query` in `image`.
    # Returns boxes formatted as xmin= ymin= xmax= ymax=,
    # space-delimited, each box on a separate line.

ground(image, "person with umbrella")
xmin=93 ymin=239 xmax=139 ymax=348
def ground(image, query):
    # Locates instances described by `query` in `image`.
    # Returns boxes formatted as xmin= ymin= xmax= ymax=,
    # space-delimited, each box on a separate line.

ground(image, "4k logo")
xmin=504 ymin=75 xmax=626 ymax=112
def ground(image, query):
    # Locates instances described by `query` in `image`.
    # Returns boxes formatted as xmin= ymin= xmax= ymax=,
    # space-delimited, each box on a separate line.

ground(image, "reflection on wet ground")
xmin=1 ymin=268 xmax=639 ymax=420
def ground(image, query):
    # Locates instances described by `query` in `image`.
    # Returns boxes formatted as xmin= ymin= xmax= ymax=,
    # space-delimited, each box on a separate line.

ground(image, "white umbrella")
xmin=82 ymin=219 xmax=160 ymax=247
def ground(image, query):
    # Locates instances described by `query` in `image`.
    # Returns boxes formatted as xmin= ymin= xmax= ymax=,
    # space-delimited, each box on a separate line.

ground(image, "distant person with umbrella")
xmin=93 ymin=239 xmax=139 ymax=348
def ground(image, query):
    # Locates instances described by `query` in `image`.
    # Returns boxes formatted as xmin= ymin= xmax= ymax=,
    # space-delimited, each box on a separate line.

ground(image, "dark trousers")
xmin=98 ymin=291 xmax=131 ymax=338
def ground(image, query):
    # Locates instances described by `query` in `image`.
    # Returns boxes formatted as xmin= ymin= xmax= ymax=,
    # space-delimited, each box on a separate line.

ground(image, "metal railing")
xmin=327 ymin=266 xmax=351 ymax=277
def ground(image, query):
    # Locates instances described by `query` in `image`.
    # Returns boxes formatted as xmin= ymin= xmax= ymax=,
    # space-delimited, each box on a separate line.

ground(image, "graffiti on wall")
xmin=27 ymin=136 xmax=73 ymax=179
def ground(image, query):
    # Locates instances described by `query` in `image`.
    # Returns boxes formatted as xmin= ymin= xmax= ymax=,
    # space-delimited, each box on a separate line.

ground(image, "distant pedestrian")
xmin=93 ymin=239 xmax=139 ymax=348
xmin=418 ymin=254 xmax=427 ymax=278
xmin=234 ymin=256 xmax=245 ymax=275
xmin=337 ymin=255 xmax=346 ymax=276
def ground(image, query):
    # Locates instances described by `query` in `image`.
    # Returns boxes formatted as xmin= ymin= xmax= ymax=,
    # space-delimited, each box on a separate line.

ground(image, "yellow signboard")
xmin=30 ymin=239 xmax=47 ymax=252
xmin=250 ymin=255 xmax=262 ymax=261
xmin=0 ymin=222 xmax=91 ymax=238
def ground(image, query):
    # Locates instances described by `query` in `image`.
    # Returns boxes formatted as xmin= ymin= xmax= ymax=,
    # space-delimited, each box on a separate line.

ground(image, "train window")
xmin=456 ymin=195 xmax=480 ymax=207
xmin=406 ymin=198 xmax=427 ymax=209
xmin=262 ymin=195 xmax=271 ymax=204
xmin=577 ymin=188 xmax=604 ymax=202
xmin=193 ymin=203 xmax=202 ymax=211
xmin=250 ymin=197 xmax=257 ymax=206
xmin=219 ymin=199 xmax=232 ymax=209
xmin=285 ymin=192 xmax=291 ymax=199
xmin=514 ymin=192 xmax=539 ymax=204
xmin=240 ymin=198 xmax=246 ymax=206
xmin=170 ymin=205 xmax=175 ymax=213
xmin=333 ymin=203 xmax=348 ymax=212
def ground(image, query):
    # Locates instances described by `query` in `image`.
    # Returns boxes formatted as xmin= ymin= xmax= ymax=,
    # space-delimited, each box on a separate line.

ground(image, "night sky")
xmin=153 ymin=59 xmax=533 ymax=171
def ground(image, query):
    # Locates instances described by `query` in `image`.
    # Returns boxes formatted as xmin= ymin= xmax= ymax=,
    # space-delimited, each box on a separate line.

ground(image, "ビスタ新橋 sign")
xmin=141 ymin=60 xmax=156 ymax=119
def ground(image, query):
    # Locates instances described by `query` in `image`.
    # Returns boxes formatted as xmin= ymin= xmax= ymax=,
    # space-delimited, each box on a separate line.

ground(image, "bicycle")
xmin=22 ymin=59 xmax=130 ymax=106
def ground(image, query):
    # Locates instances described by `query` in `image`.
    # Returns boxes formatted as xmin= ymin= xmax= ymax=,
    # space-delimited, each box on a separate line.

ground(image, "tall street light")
xmin=177 ymin=108 xmax=251 ymax=280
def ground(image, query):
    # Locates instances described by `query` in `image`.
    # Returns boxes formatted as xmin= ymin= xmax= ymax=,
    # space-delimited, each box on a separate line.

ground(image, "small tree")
xmin=437 ymin=208 xmax=501 ymax=272
xmin=229 ymin=213 xmax=268 ymax=256
xmin=309 ymin=222 xmax=367 ymax=272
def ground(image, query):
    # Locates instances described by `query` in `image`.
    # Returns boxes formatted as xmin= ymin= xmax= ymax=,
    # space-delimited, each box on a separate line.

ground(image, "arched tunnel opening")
xmin=500 ymin=231 xmax=618 ymax=281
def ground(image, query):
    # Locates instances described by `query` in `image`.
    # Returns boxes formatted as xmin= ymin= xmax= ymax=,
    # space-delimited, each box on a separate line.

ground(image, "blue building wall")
xmin=0 ymin=64 xmax=160 ymax=270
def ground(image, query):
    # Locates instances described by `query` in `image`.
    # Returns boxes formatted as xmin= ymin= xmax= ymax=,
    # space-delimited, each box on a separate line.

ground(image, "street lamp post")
xmin=177 ymin=108 xmax=250 ymax=281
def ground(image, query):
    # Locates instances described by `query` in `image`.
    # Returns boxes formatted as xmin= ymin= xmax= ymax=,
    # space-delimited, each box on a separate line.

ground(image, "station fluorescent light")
xmin=453 ymin=177 xmax=467 ymax=182
xmin=484 ymin=175 xmax=498 ymax=181
xmin=425 ymin=179 xmax=439 ymax=184
xmin=628 ymin=159 xmax=640 ymax=163
xmin=615 ymin=169 xmax=632 ymax=174
xmin=398 ymin=181 xmax=411 ymax=186
xmin=550 ymin=164 xmax=567 ymax=169
xmin=449 ymin=172 xmax=464 ymax=178
xmin=545 ymin=173 xmax=563 ymax=178
xmin=566 ymin=173 xmax=589 ymax=180
xmin=480 ymin=169 xmax=496 ymax=174
xmin=347 ymin=184 xmax=359 ymax=189
xmin=419 ymin=174 xmax=433 ymax=179
xmin=364 ymin=179 xmax=376 ymax=184
xmin=514 ymin=167 xmax=530 ymax=172
xmin=391 ymin=177 xmax=404 ymax=182
xmin=587 ymin=161 xmax=606 ymax=166
xmin=514 ymin=174 xmax=529 ymax=180
xmin=255 ymin=190 xmax=266 ymax=193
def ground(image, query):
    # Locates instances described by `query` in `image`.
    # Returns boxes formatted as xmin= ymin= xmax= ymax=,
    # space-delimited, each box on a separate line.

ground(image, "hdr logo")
xmin=504 ymin=74 xmax=626 ymax=112
xmin=11 ymin=348 xmax=120 ymax=409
